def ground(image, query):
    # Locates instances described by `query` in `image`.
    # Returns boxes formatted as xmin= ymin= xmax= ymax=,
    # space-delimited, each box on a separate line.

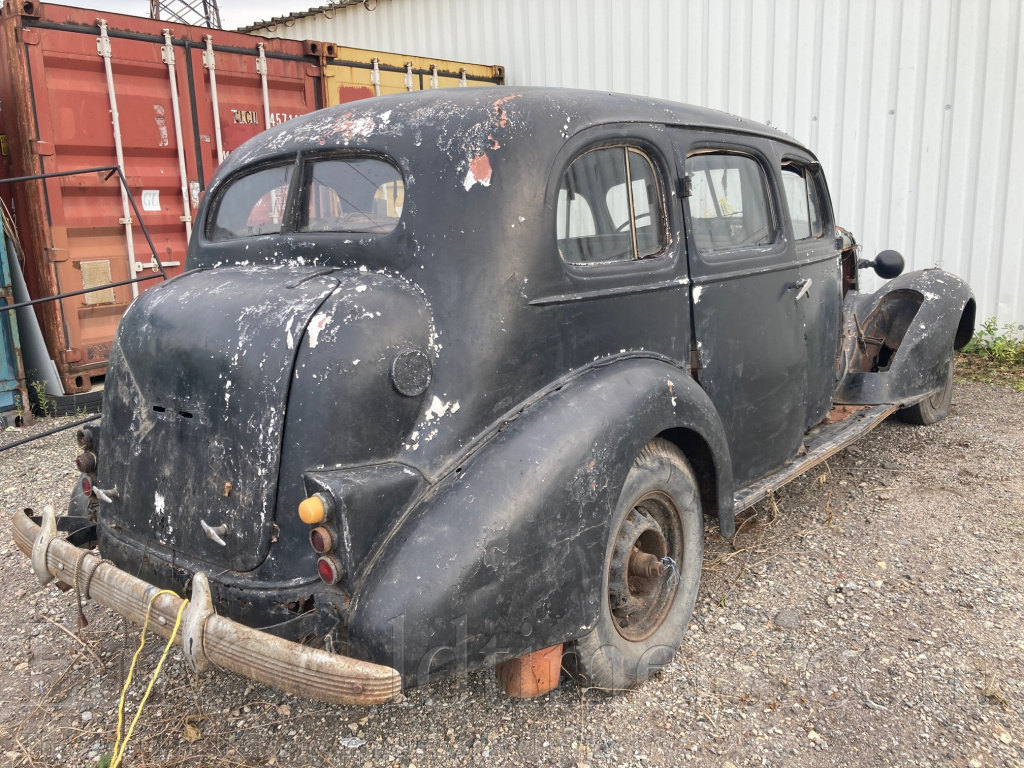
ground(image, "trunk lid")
xmin=99 ymin=266 xmax=339 ymax=572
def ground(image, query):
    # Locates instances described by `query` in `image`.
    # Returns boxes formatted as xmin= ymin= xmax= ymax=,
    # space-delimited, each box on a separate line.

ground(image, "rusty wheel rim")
xmin=608 ymin=491 xmax=683 ymax=642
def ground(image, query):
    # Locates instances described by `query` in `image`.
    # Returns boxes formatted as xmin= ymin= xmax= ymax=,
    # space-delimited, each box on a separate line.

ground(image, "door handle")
xmin=792 ymin=278 xmax=812 ymax=301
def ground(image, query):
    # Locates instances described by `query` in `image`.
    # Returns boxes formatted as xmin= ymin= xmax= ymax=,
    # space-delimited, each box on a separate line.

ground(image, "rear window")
xmin=209 ymin=165 xmax=294 ymax=241
xmin=302 ymin=159 xmax=404 ymax=234
xmin=208 ymin=157 xmax=404 ymax=241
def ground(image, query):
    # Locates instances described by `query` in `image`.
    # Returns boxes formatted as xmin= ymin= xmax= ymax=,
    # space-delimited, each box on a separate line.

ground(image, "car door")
xmin=779 ymin=156 xmax=844 ymax=430
xmin=675 ymin=136 xmax=808 ymax=487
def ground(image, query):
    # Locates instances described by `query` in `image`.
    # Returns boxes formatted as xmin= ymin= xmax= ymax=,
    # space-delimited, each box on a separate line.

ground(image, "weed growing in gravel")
xmin=28 ymin=373 xmax=56 ymax=417
xmin=957 ymin=318 xmax=1024 ymax=391
xmin=964 ymin=318 xmax=1024 ymax=363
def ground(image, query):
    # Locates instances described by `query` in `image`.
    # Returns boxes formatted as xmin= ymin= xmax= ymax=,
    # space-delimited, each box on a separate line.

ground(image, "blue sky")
xmin=63 ymin=0 xmax=311 ymax=30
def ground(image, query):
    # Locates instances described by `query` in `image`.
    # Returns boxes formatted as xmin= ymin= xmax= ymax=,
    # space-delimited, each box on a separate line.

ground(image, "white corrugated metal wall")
xmin=252 ymin=0 xmax=1024 ymax=326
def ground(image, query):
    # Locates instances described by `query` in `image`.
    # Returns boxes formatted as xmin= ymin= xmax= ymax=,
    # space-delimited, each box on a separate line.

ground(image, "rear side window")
xmin=781 ymin=164 xmax=824 ymax=240
xmin=302 ymin=158 xmax=404 ymax=234
xmin=556 ymin=146 xmax=667 ymax=264
xmin=209 ymin=165 xmax=294 ymax=241
xmin=685 ymin=153 xmax=775 ymax=254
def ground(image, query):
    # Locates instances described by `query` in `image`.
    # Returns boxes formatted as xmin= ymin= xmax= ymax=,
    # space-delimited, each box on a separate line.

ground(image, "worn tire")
xmin=570 ymin=438 xmax=703 ymax=691
xmin=896 ymin=358 xmax=954 ymax=426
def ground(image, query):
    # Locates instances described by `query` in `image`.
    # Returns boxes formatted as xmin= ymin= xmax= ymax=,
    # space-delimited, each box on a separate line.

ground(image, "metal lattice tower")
xmin=149 ymin=0 xmax=222 ymax=29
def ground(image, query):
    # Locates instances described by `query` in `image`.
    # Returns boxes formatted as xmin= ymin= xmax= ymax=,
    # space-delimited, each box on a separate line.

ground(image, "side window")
xmin=556 ymin=146 xmax=667 ymax=264
xmin=556 ymin=187 xmax=596 ymax=237
xmin=628 ymin=151 xmax=663 ymax=258
xmin=781 ymin=164 xmax=824 ymax=240
xmin=685 ymin=153 xmax=775 ymax=254
xmin=210 ymin=164 xmax=294 ymax=241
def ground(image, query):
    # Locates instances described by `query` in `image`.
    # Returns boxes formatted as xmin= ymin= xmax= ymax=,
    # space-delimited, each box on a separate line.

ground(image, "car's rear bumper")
xmin=12 ymin=507 xmax=401 ymax=706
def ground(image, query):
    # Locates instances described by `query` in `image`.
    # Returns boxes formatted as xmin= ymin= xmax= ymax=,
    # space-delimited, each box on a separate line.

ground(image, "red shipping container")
xmin=0 ymin=1 xmax=321 ymax=394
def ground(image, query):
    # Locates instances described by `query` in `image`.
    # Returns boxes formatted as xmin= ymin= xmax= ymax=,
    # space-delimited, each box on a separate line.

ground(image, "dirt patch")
xmin=1 ymin=380 xmax=1022 ymax=767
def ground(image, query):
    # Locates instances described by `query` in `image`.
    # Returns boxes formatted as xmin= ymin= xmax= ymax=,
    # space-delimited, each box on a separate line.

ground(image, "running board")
xmin=733 ymin=403 xmax=898 ymax=513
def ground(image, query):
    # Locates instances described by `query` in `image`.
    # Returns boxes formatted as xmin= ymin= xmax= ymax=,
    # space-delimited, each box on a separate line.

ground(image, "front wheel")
xmin=896 ymin=357 xmax=954 ymax=426
xmin=571 ymin=438 xmax=703 ymax=691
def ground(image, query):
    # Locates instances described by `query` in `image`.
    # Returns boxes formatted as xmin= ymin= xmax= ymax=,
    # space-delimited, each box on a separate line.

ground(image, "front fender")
xmin=346 ymin=357 xmax=732 ymax=686
xmin=836 ymin=269 xmax=974 ymax=405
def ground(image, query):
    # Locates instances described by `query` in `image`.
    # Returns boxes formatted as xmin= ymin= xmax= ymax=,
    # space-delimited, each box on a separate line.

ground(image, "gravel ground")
xmin=0 ymin=378 xmax=1022 ymax=768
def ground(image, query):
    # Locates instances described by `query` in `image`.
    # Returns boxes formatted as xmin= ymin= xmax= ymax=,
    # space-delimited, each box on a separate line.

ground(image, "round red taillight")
xmin=81 ymin=476 xmax=93 ymax=496
xmin=75 ymin=451 xmax=96 ymax=474
xmin=309 ymin=526 xmax=335 ymax=555
xmin=317 ymin=556 xmax=343 ymax=585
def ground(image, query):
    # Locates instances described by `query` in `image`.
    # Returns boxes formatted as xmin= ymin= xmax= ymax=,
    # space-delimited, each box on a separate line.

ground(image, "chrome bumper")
xmin=12 ymin=507 xmax=401 ymax=706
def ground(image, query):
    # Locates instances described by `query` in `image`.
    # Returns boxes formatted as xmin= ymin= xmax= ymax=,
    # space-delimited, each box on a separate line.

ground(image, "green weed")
xmin=962 ymin=318 xmax=1024 ymax=364
xmin=957 ymin=318 xmax=1024 ymax=392
xmin=27 ymin=372 xmax=56 ymax=417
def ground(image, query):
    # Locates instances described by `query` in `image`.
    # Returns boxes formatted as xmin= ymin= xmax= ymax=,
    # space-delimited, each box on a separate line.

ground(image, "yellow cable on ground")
xmin=110 ymin=590 xmax=189 ymax=768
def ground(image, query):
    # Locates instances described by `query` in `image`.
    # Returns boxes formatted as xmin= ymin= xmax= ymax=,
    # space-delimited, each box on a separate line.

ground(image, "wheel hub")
xmin=608 ymin=492 xmax=681 ymax=641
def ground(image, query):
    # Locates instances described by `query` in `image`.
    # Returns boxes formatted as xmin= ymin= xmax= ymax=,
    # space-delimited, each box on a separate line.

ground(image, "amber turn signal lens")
xmin=298 ymin=494 xmax=327 ymax=525
xmin=309 ymin=526 xmax=335 ymax=554
xmin=317 ymin=555 xmax=343 ymax=585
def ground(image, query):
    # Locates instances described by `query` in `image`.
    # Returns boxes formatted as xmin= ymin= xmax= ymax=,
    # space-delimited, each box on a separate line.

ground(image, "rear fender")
xmin=836 ymin=269 xmax=974 ymax=405
xmin=347 ymin=357 xmax=732 ymax=686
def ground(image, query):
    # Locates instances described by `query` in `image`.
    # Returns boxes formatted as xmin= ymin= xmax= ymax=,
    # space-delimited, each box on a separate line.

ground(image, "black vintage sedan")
xmin=14 ymin=88 xmax=974 ymax=704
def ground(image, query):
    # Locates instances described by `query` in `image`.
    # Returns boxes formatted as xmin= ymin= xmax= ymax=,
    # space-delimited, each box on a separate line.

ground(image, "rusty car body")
xmin=13 ymin=87 xmax=975 ymax=704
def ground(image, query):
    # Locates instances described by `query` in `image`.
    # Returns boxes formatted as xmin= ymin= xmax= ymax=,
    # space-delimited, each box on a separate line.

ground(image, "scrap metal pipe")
xmin=0 ymin=165 xmax=166 ymax=316
xmin=0 ymin=414 xmax=100 ymax=455
xmin=12 ymin=508 xmax=402 ymax=706
xmin=0 ymin=274 xmax=163 ymax=313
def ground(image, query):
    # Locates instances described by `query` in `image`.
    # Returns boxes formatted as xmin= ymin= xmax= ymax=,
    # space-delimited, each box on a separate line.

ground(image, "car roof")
xmin=492 ymin=87 xmax=804 ymax=146
xmin=223 ymin=86 xmax=815 ymax=174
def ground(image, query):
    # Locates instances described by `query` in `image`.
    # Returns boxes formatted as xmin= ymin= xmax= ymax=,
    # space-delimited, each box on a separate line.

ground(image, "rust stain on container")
xmin=337 ymin=84 xmax=375 ymax=104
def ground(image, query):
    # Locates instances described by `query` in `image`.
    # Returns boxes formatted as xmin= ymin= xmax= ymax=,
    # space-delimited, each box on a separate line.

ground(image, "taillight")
xmin=81 ymin=476 xmax=93 ymax=497
xmin=317 ymin=555 xmax=343 ymax=585
xmin=75 ymin=451 xmax=97 ymax=474
xmin=76 ymin=426 xmax=97 ymax=450
xmin=309 ymin=526 xmax=335 ymax=555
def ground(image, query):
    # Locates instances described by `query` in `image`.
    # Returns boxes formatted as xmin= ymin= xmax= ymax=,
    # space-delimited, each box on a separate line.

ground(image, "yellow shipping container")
xmin=321 ymin=45 xmax=504 ymax=106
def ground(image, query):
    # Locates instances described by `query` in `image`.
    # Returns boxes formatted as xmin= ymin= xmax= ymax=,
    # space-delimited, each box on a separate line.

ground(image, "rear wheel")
xmin=571 ymin=438 xmax=703 ymax=691
xmin=897 ymin=357 xmax=954 ymax=426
